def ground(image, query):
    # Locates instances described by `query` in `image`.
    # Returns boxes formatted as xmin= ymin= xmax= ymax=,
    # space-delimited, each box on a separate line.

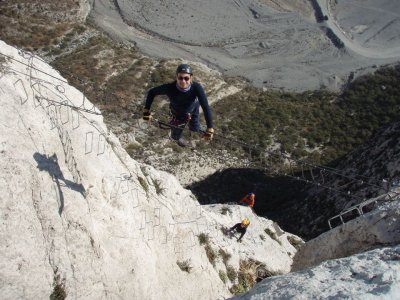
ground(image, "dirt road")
xmin=90 ymin=0 xmax=400 ymax=91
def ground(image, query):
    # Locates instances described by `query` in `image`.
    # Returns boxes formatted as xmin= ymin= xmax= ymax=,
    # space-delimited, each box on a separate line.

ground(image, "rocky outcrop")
xmin=233 ymin=243 xmax=400 ymax=299
xmin=231 ymin=200 xmax=400 ymax=299
xmin=292 ymin=200 xmax=400 ymax=271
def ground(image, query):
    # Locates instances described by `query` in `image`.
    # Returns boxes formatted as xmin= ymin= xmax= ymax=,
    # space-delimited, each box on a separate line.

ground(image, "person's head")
xmin=241 ymin=218 xmax=250 ymax=228
xmin=176 ymin=64 xmax=193 ymax=89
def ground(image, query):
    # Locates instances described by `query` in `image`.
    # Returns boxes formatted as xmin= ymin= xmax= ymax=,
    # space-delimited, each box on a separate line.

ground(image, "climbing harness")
xmin=167 ymin=112 xmax=191 ymax=129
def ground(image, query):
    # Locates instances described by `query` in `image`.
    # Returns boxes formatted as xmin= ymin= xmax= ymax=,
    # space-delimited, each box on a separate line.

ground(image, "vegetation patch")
xmin=197 ymin=233 xmax=217 ymax=265
xmin=220 ymin=206 xmax=232 ymax=216
xmin=125 ymin=143 xmax=142 ymax=157
xmin=152 ymin=179 xmax=165 ymax=195
xmin=205 ymin=244 xmax=218 ymax=266
xmin=219 ymin=270 xmax=228 ymax=284
xmin=137 ymin=176 xmax=149 ymax=193
xmin=230 ymin=259 xmax=280 ymax=295
xmin=226 ymin=265 xmax=237 ymax=282
xmin=264 ymin=228 xmax=281 ymax=245
xmin=50 ymin=274 xmax=66 ymax=300
xmin=197 ymin=233 xmax=209 ymax=245
xmin=229 ymin=276 xmax=248 ymax=295
xmin=213 ymin=65 xmax=400 ymax=168
xmin=177 ymin=259 xmax=192 ymax=273
xmin=0 ymin=0 xmax=84 ymax=51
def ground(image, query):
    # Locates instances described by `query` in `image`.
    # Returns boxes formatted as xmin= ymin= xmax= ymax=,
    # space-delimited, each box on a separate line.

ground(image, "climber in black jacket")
xmin=228 ymin=218 xmax=250 ymax=242
xmin=143 ymin=64 xmax=214 ymax=147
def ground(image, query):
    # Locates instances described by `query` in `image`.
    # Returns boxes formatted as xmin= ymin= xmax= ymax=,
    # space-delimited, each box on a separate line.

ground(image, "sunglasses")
xmin=177 ymin=75 xmax=191 ymax=81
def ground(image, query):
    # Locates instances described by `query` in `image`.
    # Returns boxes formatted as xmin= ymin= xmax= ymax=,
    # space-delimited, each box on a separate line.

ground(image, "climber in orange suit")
xmin=239 ymin=192 xmax=255 ymax=208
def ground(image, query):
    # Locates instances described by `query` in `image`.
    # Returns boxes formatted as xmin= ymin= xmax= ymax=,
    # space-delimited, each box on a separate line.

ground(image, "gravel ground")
xmin=90 ymin=0 xmax=400 ymax=91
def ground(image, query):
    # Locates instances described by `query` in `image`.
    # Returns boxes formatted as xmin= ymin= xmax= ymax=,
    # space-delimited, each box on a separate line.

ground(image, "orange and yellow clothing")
xmin=239 ymin=193 xmax=255 ymax=207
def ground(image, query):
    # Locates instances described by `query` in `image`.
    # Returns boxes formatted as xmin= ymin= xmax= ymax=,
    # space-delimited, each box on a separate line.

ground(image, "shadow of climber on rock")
xmin=33 ymin=152 xmax=85 ymax=215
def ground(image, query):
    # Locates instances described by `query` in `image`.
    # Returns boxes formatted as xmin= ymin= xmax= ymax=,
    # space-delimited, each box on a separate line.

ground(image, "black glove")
xmin=203 ymin=128 xmax=214 ymax=141
xmin=143 ymin=108 xmax=152 ymax=121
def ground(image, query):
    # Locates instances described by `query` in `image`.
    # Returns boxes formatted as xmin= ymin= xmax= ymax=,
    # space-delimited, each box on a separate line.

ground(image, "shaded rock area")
xmin=188 ymin=168 xmax=310 ymax=238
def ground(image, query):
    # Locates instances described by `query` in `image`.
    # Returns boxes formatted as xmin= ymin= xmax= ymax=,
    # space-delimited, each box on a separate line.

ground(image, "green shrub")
xmin=125 ymin=143 xmax=142 ymax=157
xmin=230 ymin=282 xmax=247 ymax=295
xmin=230 ymin=272 xmax=250 ymax=295
xmin=152 ymin=179 xmax=164 ymax=195
xmin=226 ymin=265 xmax=237 ymax=282
xmin=197 ymin=233 xmax=209 ymax=245
xmin=219 ymin=270 xmax=228 ymax=284
xmin=205 ymin=244 xmax=217 ymax=266
xmin=211 ymin=65 xmax=400 ymax=169
xmin=230 ymin=259 xmax=280 ymax=295
xmin=137 ymin=176 xmax=149 ymax=192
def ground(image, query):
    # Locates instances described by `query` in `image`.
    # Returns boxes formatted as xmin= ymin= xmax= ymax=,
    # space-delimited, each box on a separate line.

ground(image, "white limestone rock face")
xmin=292 ymin=201 xmax=400 ymax=271
xmin=232 ymin=245 xmax=400 ymax=299
xmin=0 ymin=40 xmax=223 ymax=300
xmin=0 ymin=40 xmax=299 ymax=300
